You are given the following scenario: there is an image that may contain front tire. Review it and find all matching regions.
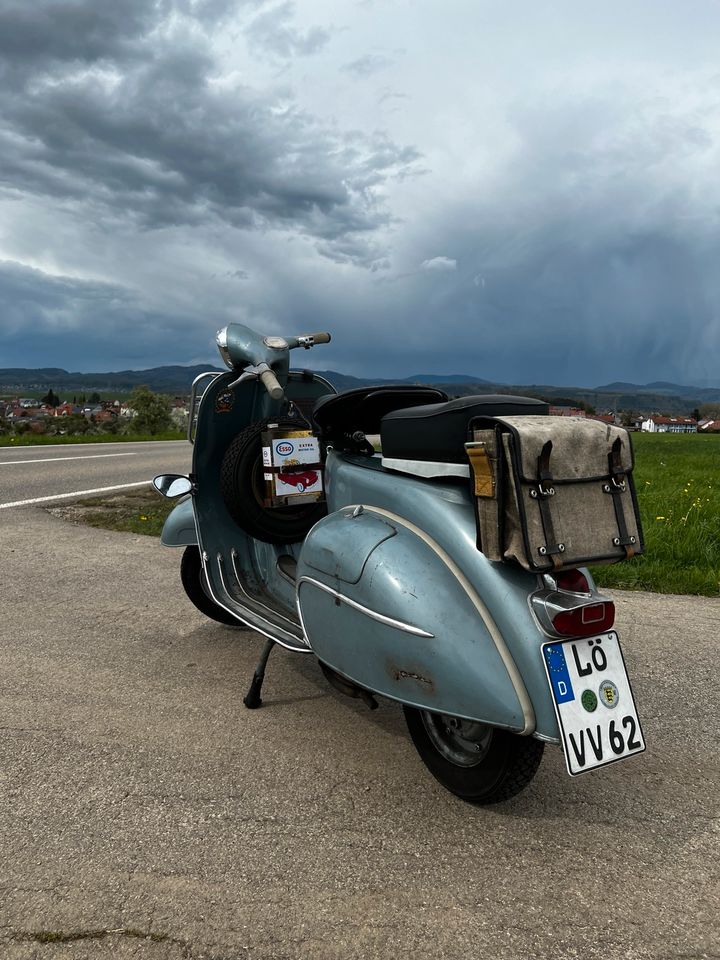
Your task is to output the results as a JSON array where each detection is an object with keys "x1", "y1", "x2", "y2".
[
  {"x1": 180, "y1": 545, "x2": 239, "y2": 626},
  {"x1": 403, "y1": 707, "x2": 544, "y2": 804}
]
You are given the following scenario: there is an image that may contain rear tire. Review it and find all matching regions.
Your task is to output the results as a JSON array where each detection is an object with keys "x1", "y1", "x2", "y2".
[
  {"x1": 220, "y1": 418, "x2": 326, "y2": 544},
  {"x1": 403, "y1": 706, "x2": 544, "y2": 804},
  {"x1": 180, "y1": 545, "x2": 239, "y2": 626}
]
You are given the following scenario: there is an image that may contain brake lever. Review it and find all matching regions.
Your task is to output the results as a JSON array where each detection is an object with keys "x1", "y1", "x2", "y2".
[
  {"x1": 227, "y1": 363, "x2": 267, "y2": 390},
  {"x1": 228, "y1": 362, "x2": 285, "y2": 401},
  {"x1": 228, "y1": 362, "x2": 269, "y2": 390}
]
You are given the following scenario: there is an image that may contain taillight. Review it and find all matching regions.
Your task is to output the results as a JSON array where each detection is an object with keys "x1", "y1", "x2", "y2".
[
  {"x1": 552, "y1": 601, "x2": 615, "y2": 637},
  {"x1": 555, "y1": 569, "x2": 590, "y2": 593}
]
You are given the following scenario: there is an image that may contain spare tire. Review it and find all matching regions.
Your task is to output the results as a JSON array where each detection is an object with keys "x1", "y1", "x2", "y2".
[{"x1": 220, "y1": 418, "x2": 327, "y2": 544}]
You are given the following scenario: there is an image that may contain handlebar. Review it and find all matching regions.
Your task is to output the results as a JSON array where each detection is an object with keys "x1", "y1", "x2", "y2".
[
  {"x1": 287, "y1": 332, "x2": 332, "y2": 349},
  {"x1": 260, "y1": 367, "x2": 284, "y2": 401},
  {"x1": 260, "y1": 332, "x2": 330, "y2": 397},
  {"x1": 225, "y1": 328, "x2": 332, "y2": 399}
]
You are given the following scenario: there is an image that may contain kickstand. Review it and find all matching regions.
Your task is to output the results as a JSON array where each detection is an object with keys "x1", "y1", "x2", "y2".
[{"x1": 243, "y1": 638, "x2": 275, "y2": 709}]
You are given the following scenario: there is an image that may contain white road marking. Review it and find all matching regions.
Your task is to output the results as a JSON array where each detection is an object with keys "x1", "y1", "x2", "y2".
[
  {"x1": 0, "y1": 453, "x2": 136, "y2": 466},
  {"x1": 0, "y1": 480, "x2": 152, "y2": 510}
]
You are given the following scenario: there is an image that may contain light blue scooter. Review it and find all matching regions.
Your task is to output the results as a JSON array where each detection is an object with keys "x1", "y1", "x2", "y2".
[{"x1": 154, "y1": 322, "x2": 643, "y2": 803}]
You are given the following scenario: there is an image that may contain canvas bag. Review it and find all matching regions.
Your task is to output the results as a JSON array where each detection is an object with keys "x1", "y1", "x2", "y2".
[{"x1": 465, "y1": 415, "x2": 644, "y2": 572}]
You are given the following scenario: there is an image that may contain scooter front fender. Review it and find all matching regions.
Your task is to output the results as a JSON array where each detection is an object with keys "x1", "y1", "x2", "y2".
[{"x1": 160, "y1": 496, "x2": 197, "y2": 547}]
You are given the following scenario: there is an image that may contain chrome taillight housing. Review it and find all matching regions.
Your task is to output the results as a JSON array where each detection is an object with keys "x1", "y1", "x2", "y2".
[{"x1": 532, "y1": 567, "x2": 615, "y2": 638}]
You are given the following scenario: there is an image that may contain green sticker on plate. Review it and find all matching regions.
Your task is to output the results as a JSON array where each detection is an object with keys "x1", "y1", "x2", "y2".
[{"x1": 581, "y1": 689, "x2": 598, "y2": 713}]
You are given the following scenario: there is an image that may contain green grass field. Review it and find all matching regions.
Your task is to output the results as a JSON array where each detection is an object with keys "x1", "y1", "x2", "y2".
[{"x1": 591, "y1": 432, "x2": 720, "y2": 596}]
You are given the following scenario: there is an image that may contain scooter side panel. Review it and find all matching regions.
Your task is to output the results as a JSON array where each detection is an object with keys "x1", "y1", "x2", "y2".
[
  {"x1": 297, "y1": 511, "x2": 527, "y2": 730},
  {"x1": 315, "y1": 453, "x2": 560, "y2": 740},
  {"x1": 188, "y1": 369, "x2": 334, "y2": 648},
  {"x1": 160, "y1": 496, "x2": 197, "y2": 547}
]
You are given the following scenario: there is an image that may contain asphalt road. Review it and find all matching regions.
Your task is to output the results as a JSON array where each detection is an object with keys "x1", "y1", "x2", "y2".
[
  {"x1": 1, "y1": 506, "x2": 718, "y2": 960},
  {"x1": 0, "y1": 440, "x2": 193, "y2": 509}
]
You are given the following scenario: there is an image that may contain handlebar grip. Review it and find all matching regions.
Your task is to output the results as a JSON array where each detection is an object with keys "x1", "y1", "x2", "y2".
[
  {"x1": 308, "y1": 332, "x2": 331, "y2": 344},
  {"x1": 260, "y1": 367, "x2": 284, "y2": 401}
]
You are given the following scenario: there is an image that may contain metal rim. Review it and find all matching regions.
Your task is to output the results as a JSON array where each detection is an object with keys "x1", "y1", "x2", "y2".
[{"x1": 421, "y1": 711, "x2": 494, "y2": 767}]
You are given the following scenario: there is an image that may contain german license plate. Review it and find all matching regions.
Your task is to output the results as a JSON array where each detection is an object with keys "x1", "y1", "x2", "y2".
[{"x1": 542, "y1": 632, "x2": 646, "y2": 776}]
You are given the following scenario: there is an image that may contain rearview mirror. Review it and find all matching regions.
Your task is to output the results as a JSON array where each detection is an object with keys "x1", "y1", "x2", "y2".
[{"x1": 153, "y1": 474, "x2": 192, "y2": 498}]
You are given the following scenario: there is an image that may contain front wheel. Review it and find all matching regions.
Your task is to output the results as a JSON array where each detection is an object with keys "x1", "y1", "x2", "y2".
[
  {"x1": 180, "y1": 545, "x2": 239, "y2": 626},
  {"x1": 403, "y1": 707, "x2": 544, "y2": 804}
]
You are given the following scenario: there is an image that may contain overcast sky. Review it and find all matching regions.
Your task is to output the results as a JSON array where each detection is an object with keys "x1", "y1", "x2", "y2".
[{"x1": 1, "y1": 0, "x2": 719, "y2": 386}]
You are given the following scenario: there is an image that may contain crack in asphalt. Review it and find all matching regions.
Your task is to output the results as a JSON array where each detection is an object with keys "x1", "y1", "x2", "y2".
[{"x1": 7, "y1": 927, "x2": 249, "y2": 960}]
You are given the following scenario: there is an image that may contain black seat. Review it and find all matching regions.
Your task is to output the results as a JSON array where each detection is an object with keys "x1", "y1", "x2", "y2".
[
  {"x1": 381, "y1": 394, "x2": 548, "y2": 463},
  {"x1": 313, "y1": 385, "x2": 448, "y2": 445}
]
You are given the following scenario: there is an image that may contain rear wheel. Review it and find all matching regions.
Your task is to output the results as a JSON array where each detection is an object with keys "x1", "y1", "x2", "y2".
[
  {"x1": 220, "y1": 418, "x2": 326, "y2": 544},
  {"x1": 403, "y1": 706, "x2": 544, "y2": 804},
  {"x1": 180, "y1": 545, "x2": 239, "y2": 626}
]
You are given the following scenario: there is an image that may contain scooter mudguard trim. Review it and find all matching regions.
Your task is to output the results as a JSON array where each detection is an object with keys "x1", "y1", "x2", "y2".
[
  {"x1": 297, "y1": 576, "x2": 435, "y2": 638},
  {"x1": 160, "y1": 496, "x2": 197, "y2": 547}
]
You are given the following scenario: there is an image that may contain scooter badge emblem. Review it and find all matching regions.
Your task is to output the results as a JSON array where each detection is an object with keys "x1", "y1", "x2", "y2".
[{"x1": 215, "y1": 390, "x2": 234, "y2": 413}]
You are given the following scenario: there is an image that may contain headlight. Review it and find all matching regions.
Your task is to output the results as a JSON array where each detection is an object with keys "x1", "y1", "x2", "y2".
[{"x1": 216, "y1": 327, "x2": 233, "y2": 369}]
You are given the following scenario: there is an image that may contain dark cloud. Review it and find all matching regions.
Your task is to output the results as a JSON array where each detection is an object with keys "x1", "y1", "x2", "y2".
[
  {"x1": 228, "y1": 85, "x2": 720, "y2": 388},
  {"x1": 0, "y1": 259, "x2": 212, "y2": 368},
  {"x1": 1, "y1": 1, "x2": 718, "y2": 387},
  {"x1": 0, "y1": 0, "x2": 156, "y2": 66},
  {"x1": 0, "y1": 0, "x2": 417, "y2": 261}
]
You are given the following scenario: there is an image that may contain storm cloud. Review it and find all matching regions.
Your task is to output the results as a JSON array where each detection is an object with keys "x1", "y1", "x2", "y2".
[
  {"x1": 0, "y1": 0, "x2": 415, "y2": 248},
  {"x1": 1, "y1": 0, "x2": 719, "y2": 386}
]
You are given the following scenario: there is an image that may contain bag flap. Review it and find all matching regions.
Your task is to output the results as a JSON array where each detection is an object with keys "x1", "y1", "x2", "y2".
[{"x1": 474, "y1": 415, "x2": 635, "y2": 482}]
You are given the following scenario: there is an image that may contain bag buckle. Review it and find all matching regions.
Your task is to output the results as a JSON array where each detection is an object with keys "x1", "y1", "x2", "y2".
[{"x1": 531, "y1": 483, "x2": 555, "y2": 498}]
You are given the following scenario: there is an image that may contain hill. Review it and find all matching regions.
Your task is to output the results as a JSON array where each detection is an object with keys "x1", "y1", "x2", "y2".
[{"x1": 1, "y1": 366, "x2": 715, "y2": 415}]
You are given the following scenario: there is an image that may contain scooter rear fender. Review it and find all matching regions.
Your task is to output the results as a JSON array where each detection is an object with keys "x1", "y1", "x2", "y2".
[{"x1": 297, "y1": 453, "x2": 561, "y2": 740}]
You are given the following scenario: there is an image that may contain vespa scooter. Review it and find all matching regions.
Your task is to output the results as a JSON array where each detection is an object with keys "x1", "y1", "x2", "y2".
[{"x1": 153, "y1": 323, "x2": 645, "y2": 804}]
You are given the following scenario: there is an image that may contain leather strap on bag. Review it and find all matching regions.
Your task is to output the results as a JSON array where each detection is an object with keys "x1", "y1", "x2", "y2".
[
  {"x1": 465, "y1": 441, "x2": 495, "y2": 498},
  {"x1": 533, "y1": 439, "x2": 565, "y2": 569},
  {"x1": 606, "y1": 437, "x2": 635, "y2": 559}
]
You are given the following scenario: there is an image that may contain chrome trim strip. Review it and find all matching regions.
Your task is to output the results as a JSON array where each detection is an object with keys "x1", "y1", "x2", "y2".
[
  {"x1": 188, "y1": 485, "x2": 311, "y2": 652},
  {"x1": 381, "y1": 457, "x2": 470, "y2": 479},
  {"x1": 211, "y1": 552, "x2": 310, "y2": 653},
  {"x1": 187, "y1": 495, "x2": 305, "y2": 651},
  {"x1": 297, "y1": 576, "x2": 435, "y2": 638},
  {"x1": 533, "y1": 731, "x2": 561, "y2": 744},
  {"x1": 188, "y1": 371, "x2": 222, "y2": 444},
  {"x1": 230, "y1": 549, "x2": 301, "y2": 630},
  {"x1": 347, "y1": 505, "x2": 536, "y2": 735}
]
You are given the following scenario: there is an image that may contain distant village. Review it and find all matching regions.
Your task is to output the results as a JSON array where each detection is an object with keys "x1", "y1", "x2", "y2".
[
  {"x1": 547, "y1": 406, "x2": 707, "y2": 433},
  {"x1": 0, "y1": 391, "x2": 189, "y2": 436},
  {"x1": 0, "y1": 388, "x2": 716, "y2": 437}
]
